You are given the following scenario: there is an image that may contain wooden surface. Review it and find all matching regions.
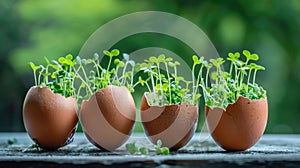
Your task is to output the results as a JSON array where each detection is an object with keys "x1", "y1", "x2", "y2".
[{"x1": 0, "y1": 133, "x2": 299, "y2": 167}]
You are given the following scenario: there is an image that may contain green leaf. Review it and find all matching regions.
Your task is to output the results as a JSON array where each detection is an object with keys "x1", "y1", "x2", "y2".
[
  {"x1": 158, "y1": 54, "x2": 166, "y2": 62},
  {"x1": 256, "y1": 65, "x2": 265, "y2": 70},
  {"x1": 139, "y1": 147, "x2": 149, "y2": 155},
  {"x1": 114, "y1": 58, "x2": 120, "y2": 65},
  {"x1": 192, "y1": 55, "x2": 200, "y2": 64},
  {"x1": 86, "y1": 59, "x2": 93, "y2": 64},
  {"x1": 103, "y1": 50, "x2": 111, "y2": 57},
  {"x1": 247, "y1": 63, "x2": 257, "y2": 69},
  {"x1": 157, "y1": 139, "x2": 162, "y2": 148},
  {"x1": 125, "y1": 142, "x2": 138, "y2": 154},
  {"x1": 111, "y1": 49, "x2": 120, "y2": 56},
  {"x1": 174, "y1": 61, "x2": 180, "y2": 66},
  {"x1": 243, "y1": 50, "x2": 251, "y2": 58},
  {"x1": 227, "y1": 52, "x2": 240, "y2": 61},
  {"x1": 250, "y1": 53, "x2": 259, "y2": 61},
  {"x1": 148, "y1": 56, "x2": 157, "y2": 63},
  {"x1": 44, "y1": 57, "x2": 50, "y2": 65},
  {"x1": 166, "y1": 57, "x2": 173, "y2": 62},
  {"x1": 160, "y1": 147, "x2": 170, "y2": 155},
  {"x1": 168, "y1": 62, "x2": 175, "y2": 67},
  {"x1": 162, "y1": 83, "x2": 169, "y2": 92},
  {"x1": 29, "y1": 62, "x2": 39, "y2": 70},
  {"x1": 119, "y1": 61, "x2": 125, "y2": 67},
  {"x1": 211, "y1": 71, "x2": 218, "y2": 80},
  {"x1": 66, "y1": 54, "x2": 73, "y2": 60},
  {"x1": 58, "y1": 57, "x2": 66, "y2": 64}
]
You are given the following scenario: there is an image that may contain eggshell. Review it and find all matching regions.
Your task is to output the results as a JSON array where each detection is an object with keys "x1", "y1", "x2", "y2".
[
  {"x1": 140, "y1": 94, "x2": 198, "y2": 150},
  {"x1": 206, "y1": 96, "x2": 268, "y2": 151},
  {"x1": 23, "y1": 86, "x2": 78, "y2": 150},
  {"x1": 80, "y1": 85, "x2": 136, "y2": 151}
]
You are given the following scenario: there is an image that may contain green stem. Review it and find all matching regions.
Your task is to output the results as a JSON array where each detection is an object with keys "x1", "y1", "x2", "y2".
[
  {"x1": 205, "y1": 67, "x2": 210, "y2": 88},
  {"x1": 247, "y1": 69, "x2": 252, "y2": 92},
  {"x1": 194, "y1": 64, "x2": 204, "y2": 103},
  {"x1": 74, "y1": 67, "x2": 93, "y2": 96},
  {"x1": 164, "y1": 63, "x2": 172, "y2": 104},
  {"x1": 191, "y1": 63, "x2": 196, "y2": 103},
  {"x1": 38, "y1": 70, "x2": 43, "y2": 86},
  {"x1": 229, "y1": 62, "x2": 233, "y2": 75},
  {"x1": 130, "y1": 67, "x2": 134, "y2": 86},
  {"x1": 113, "y1": 66, "x2": 120, "y2": 86},
  {"x1": 145, "y1": 81, "x2": 151, "y2": 92},
  {"x1": 45, "y1": 66, "x2": 49, "y2": 83},
  {"x1": 156, "y1": 63, "x2": 163, "y2": 105},
  {"x1": 253, "y1": 70, "x2": 257, "y2": 84},
  {"x1": 93, "y1": 60, "x2": 100, "y2": 78},
  {"x1": 174, "y1": 66, "x2": 177, "y2": 77},
  {"x1": 122, "y1": 61, "x2": 129, "y2": 85},
  {"x1": 76, "y1": 85, "x2": 82, "y2": 101},
  {"x1": 33, "y1": 70, "x2": 37, "y2": 86},
  {"x1": 107, "y1": 56, "x2": 113, "y2": 84},
  {"x1": 150, "y1": 71, "x2": 155, "y2": 92}
]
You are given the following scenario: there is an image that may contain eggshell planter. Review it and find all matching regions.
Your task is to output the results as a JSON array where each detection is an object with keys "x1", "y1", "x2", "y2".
[
  {"x1": 140, "y1": 94, "x2": 198, "y2": 150},
  {"x1": 23, "y1": 86, "x2": 78, "y2": 150},
  {"x1": 206, "y1": 96, "x2": 268, "y2": 151},
  {"x1": 80, "y1": 85, "x2": 136, "y2": 151}
]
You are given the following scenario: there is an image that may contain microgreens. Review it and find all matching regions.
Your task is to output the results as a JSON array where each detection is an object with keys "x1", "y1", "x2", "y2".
[
  {"x1": 73, "y1": 49, "x2": 138, "y2": 101},
  {"x1": 29, "y1": 54, "x2": 77, "y2": 98},
  {"x1": 125, "y1": 139, "x2": 170, "y2": 155},
  {"x1": 29, "y1": 49, "x2": 138, "y2": 101},
  {"x1": 136, "y1": 55, "x2": 193, "y2": 106},
  {"x1": 195, "y1": 50, "x2": 266, "y2": 109}
]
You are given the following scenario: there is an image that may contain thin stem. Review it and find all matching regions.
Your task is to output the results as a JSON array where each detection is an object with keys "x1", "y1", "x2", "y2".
[
  {"x1": 247, "y1": 69, "x2": 252, "y2": 92},
  {"x1": 130, "y1": 66, "x2": 134, "y2": 86},
  {"x1": 33, "y1": 70, "x2": 37, "y2": 86},
  {"x1": 76, "y1": 85, "x2": 83, "y2": 101},
  {"x1": 81, "y1": 65, "x2": 89, "y2": 85},
  {"x1": 253, "y1": 70, "x2": 257, "y2": 84},
  {"x1": 195, "y1": 65, "x2": 203, "y2": 95},
  {"x1": 229, "y1": 62, "x2": 233, "y2": 75},
  {"x1": 122, "y1": 61, "x2": 129, "y2": 85},
  {"x1": 113, "y1": 66, "x2": 120, "y2": 86},
  {"x1": 174, "y1": 66, "x2": 177, "y2": 77},
  {"x1": 164, "y1": 62, "x2": 172, "y2": 104},
  {"x1": 205, "y1": 67, "x2": 210, "y2": 88},
  {"x1": 105, "y1": 56, "x2": 113, "y2": 85},
  {"x1": 38, "y1": 70, "x2": 43, "y2": 86},
  {"x1": 145, "y1": 81, "x2": 151, "y2": 92},
  {"x1": 150, "y1": 71, "x2": 155, "y2": 92},
  {"x1": 45, "y1": 66, "x2": 49, "y2": 83},
  {"x1": 93, "y1": 60, "x2": 100, "y2": 78},
  {"x1": 156, "y1": 63, "x2": 163, "y2": 105},
  {"x1": 73, "y1": 66, "x2": 93, "y2": 96},
  {"x1": 191, "y1": 63, "x2": 196, "y2": 103}
]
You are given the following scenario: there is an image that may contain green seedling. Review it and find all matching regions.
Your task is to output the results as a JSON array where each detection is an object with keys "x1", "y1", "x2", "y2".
[
  {"x1": 136, "y1": 55, "x2": 194, "y2": 106},
  {"x1": 29, "y1": 54, "x2": 77, "y2": 98},
  {"x1": 125, "y1": 140, "x2": 169, "y2": 155},
  {"x1": 194, "y1": 50, "x2": 266, "y2": 109},
  {"x1": 73, "y1": 49, "x2": 138, "y2": 101}
]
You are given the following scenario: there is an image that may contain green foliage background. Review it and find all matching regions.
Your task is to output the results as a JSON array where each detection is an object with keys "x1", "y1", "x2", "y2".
[{"x1": 0, "y1": 0, "x2": 300, "y2": 133}]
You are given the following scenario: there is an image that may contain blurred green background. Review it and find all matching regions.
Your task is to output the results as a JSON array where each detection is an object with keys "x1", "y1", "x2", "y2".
[{"x1": 0, "y1": 0, "x2": 299, "y2": 133}]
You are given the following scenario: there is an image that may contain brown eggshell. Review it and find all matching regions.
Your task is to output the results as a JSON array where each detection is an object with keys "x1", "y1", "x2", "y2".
[
  {"x1": 80, "y1": 85, "x2": 136, "y2": 151},
  {"x1": 140, "y1": 94, "x2": 198, "y2": 150},
  {"x1": 206, "y1": 96, "x2": 268, "y2": 151},
  {"x1": 23, "y1": 86, "x2": 78, "y2": 150}
]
